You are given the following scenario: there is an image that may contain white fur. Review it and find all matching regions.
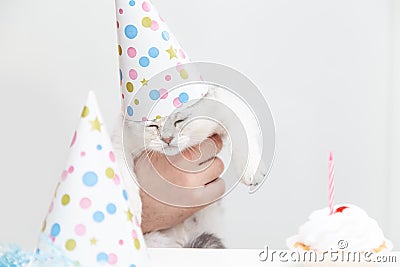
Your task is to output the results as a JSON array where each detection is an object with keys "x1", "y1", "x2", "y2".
[{"x1": 111, "y1": 85, "x2": 267, "y2": 247}]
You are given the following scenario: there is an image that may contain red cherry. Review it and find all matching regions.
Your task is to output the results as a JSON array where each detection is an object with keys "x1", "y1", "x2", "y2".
[{"x1": 335, "y1": 206, "x2": 349, "y2": 213}]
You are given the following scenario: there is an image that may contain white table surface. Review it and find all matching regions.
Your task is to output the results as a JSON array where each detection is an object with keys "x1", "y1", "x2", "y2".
[{"x1": 148, "y1": 249, "x2": 400, "y2": 267}]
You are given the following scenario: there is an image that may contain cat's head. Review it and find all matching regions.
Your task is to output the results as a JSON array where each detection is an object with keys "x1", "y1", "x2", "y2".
[
  {"x1": 124, "y1": 86, "x2": 222, "y2": 157},
  {"x1": 139, "y1": 107, "x2": 219, "y2": 156}
]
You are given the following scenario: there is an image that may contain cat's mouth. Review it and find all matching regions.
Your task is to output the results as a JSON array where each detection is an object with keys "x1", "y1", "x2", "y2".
[{"x1": 159, "y1": 145, "x2": 182, "y2": 156}]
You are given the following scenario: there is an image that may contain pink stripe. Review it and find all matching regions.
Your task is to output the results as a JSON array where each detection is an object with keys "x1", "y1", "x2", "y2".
[
  {"x1": 328, "y1": 152, "x2": 335, "y2": 215},
  {"x1": 329, "y1": 176, "x2": 334, "y2": 187}
]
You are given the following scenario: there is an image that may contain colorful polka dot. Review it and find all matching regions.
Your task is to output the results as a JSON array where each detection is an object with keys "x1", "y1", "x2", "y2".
[
  {"x1": 61, "y1": 194, "x2": 70, "y2": 206},
  {"x1": 65, "y1": 239, "x2": 76, "y2": 251},
  {"x1": 49, "y1": 201, "x2": 54, "y2": 214},
  {"x1": 48, "y1": 201, "x2": 54, "y2": 213},
  {"x1": 93, "y1": 211, "x2": 105, "y2": 223},
  {"x1": 134, "y1": 215, "x2": 140, "y2": 227},
  {"x1": 119, "y1": 239, "x2": 124, "y2": 245},
  {"x1": 176, "y1": 62, "x2": 183, "y2": 72},
  {"x1": 126, "y1": 82, "x2": 134, "y2": 92},
  {"x1": 159, "y1": 88, "x2": 168, "y2": 99},
  {"x1": 142, "y1": 17, "x2": 152, "y2": 28},
  {"x1": 179, "y1": 49, "x2": 186, "y2": 59},
  {"x1": 124, "y1": 25, "x2": 138, "y2": 39},
  {"x1": 82, "y1": 172, "x2": 98, "y2": 187},
  {"x1": 41, "y1": 220, "x2": 46, "y2": 232},
  {"x1": 109, "y1": 151, "x2": 115, "y2": 162},
  {"x1": 108, "y1": 253, "x2": 118, "y2": 265},
  {"x1": 130, "y1": 265, "x2": 136, "y2": 267},
  {"x1": 119, "y1": 69, "x2": 122, "y2": 81},
  {"x1": 162, "y1": 31, "x2": 170, "y2": 41},
  {"x1": 118, "y1": 45, "x2": 122, "y2": 55},
  {"x1": 61, "y1": 170, "x2": 68, "y2": 181},
  {"x1": 180, "y1": 69, "x2": 189, "y2": 79},
  {"x1": 127, "y1": 106, "x2": 134, "y2": 116},
  {"x1": 113, "y1": 174, "x2": 121, "y2": 185},
  {"x1": 127, "y1": 47, "x2": 137, "y2": 58},
  {"x1": 149, "y1": 90, "x2": 160, "y2": 100},
  {"x1": 118, "y1": 8, "x2": 123, "y2": 14},
  {"x1": 106, "y1": 203, "x2": 117, "y2": 214},
  {"x1": 68, "y1": 166, "x2": 74, "y2": 173},
  {"x1": 81, "y1": 106, "x2": 89, "y2": 118},
  {"x1": 142, "y1": 1, "x2": 151, "y2": 12},
  {"x1": 129, "y1": 0, "x2": 135, "y2": 6},
  {"x1": 179, "y1": 92, "x2": 189, "y2": 103},
  {"x1": 131, "y1": 230, "x2": 137, "y2": 239},
  {"x1": 139, "y1": 56, "x2": 150, "y2": 67},
  {"x1": 80, "y1": 151, "x2": 86, "y2": 157},
  {"x1": 70, "y1": 131, "x2": 77, "y2": 147},
  {"x1": 165, "y1": 75, "x2": 171, "y2": 81},
  {"x1": 151, "y1": 20, "x2": 159, "y2": 31},
  {"x1": 134, "y1": 99, "x2": 139, "y2": 105},
  {"x1": 173, "y1": 97, "x2": 182, "y2": 108},
  {"x1": 80, "y1": 198, "x2": 92, "y2": 209},
  {"x1": 106, "y1": 168, "x2": 115, "y2": 178},
  {"x1": 75, "y1": 224, "x2": 86, "y2": 236},
  {"x1": 97, "y1": 252, "x2": 108, "y2": 263},
  {"x1": 96, "y1": 144, "x2": 102, "y2": 150},
  {"x1": 134, "y1": 238, "x2": 140, "y2": 249},
  {"x1": 148, "y1": 47, "x2": 159, "y2": 58},
  {"x1": 54, "y1": 183, "x2": 60, "y2": 196},
  {"x1": 155, "y1": 115, "x2": 161, "y2": 120},
  {"x1": 123, "y1": 190, "x2": 128, "y2": 201},
  {"x1": 129, "y1": 69, "x2": 138, "y2": 80},
  {"x1": 50, "y1": 223, "x2": 61, "y2": 237}
]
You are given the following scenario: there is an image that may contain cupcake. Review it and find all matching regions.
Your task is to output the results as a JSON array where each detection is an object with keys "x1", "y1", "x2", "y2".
[{"x1": 287, "y1": 204, "x2": 392, "y2": 266}]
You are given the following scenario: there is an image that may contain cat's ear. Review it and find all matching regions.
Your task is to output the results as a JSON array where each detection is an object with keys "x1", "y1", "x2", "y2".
[{"x1": 203, "y1": 85, "x2": 217, "y2": 98}]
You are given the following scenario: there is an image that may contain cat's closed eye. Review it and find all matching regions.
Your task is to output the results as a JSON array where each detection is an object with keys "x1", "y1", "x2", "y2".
[
  {"x1": 147, "y1": 124, "x2": 159, "y2": 130},
  {"x1": 174, "y1": 119, "x2": 185, "y2": 127}
]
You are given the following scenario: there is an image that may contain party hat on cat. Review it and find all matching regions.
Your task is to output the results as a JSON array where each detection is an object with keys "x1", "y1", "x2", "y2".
[
  {"x1": 115, "y1": 0, "x2": 207, "y2": 122},
  {"x1": 36, "y1": 91, "x2": 149, "y2": 267}
]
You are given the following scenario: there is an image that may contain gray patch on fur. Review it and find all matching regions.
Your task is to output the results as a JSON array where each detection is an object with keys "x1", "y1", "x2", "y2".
[{"x1": 184, "y1": 232, "x2": 225, "y2": 249}]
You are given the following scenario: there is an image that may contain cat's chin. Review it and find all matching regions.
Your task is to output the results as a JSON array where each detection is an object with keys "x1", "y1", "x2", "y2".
[{"x1": 151, "y1": 146, "x2": 182, "y2": 156}]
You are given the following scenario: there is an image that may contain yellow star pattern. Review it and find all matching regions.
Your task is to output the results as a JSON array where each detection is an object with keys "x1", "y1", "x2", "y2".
[
  {"x1": 126, "y1": 209, "x2": 134, "y2": 222},
  {"x1": 166, "y1": 45, "x2": 177, "y2": 59},
  {"x1": 140, "y1": 78, "x2": 149, "y2": 86},
  {"x1": 90, "y1": 237, "x2": 97, "y2": 245},
  {"x1": 89, "y1": 117, "x2": 102, "y2": 132}
]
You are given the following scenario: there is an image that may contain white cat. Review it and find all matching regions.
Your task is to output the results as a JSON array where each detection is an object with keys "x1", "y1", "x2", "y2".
[{"x1": 111, "y1": 85, "x2": 267, "y2": 248}]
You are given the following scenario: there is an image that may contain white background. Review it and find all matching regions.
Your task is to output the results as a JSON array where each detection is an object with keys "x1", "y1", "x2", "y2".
[{"x1": 0, "y1": 0, "x2": 399, "y2": 250}]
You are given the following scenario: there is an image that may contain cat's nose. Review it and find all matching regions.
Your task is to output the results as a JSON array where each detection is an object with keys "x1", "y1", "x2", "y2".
[{"x1": 162, "y1": 136, "x2": 173, "y2": 145}]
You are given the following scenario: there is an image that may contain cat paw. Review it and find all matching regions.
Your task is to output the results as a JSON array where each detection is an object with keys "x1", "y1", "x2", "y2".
[
  {"x1": 241, "y1": 161, "x2": 268, "y2": 187},
  {"x1": 144, "y1": 232, "x2": 181, "y2": 248}
]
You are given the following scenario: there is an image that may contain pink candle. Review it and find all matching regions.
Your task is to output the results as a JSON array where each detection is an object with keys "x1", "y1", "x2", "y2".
[{"x1": 328, "y1": 152, "x2": 335, "y2": 215}]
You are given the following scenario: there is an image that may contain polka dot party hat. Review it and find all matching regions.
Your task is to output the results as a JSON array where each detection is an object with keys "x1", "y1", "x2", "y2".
[
  {"x1": 116, "y1": 0, "x2": 208, "y2": 121},
  {"x1": 37, "y1": 91, "x2": 149, "y2": 267}
]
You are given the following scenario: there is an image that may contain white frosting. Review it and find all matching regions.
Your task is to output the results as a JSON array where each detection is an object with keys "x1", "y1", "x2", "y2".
[{"x1": 287, "y1": 204, "x2": 392, "y2": 252}]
